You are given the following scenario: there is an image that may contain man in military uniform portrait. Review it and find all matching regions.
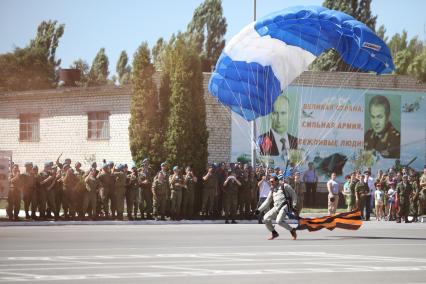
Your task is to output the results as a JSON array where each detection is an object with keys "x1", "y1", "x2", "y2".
[{"x1": 364, "y1": 95, "x2": 400, "y2": 158}]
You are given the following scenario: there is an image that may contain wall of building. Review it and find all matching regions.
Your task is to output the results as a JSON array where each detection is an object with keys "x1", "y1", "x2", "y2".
[{"x1": 0, "y1": 74, "x2": 232, "y2": 169}]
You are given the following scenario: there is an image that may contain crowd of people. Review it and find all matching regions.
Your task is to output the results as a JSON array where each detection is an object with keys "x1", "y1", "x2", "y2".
[
  {"x1": 339, "y1": 166, "x2": 426, "y2": 223},
  {"x1": 4, "y1": 156, "x2": 426, "y2": 224}
]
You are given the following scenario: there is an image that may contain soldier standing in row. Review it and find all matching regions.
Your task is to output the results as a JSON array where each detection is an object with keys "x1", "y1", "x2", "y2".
[
  {"x1": 201, "y1": 164, "x2": 217, "y2": 219},
  {"x1": 419, "y1": 167, "x2": 426, "y2": 216},
  {"x1": 98, "y1": 163, "x2": 115, "y2": 219},
  {"x1": 355, "y1": 174, "x2": 369, "y2": 220},
  {"x1": 238, "y1": 170, "x2": 251, "y2": 219},
  {"x1": 113, "y1": 164, "x2": 127, "y2": 220},
  {"x1": 40, "y1": 164, "x2": 59, "y2": 220},
  {"x1": 152, "y1": 171, "x2": 168, "y2": 221},
  {"x1": 82, "y1": 168, "x2": 100, "y2": 220},
  {"x1": 21, "y1": 162, "x2": 36, "y2": 219},
  {"x1": 126, "y1": 165, "x2": 139, "y2": 220},
  {"x1": 7, "y1": 164, "x2": 22, "y2": 221},
  {"x1": 170, "y1": 166, "x2": 184, "y2": 220},
  {"x1": 223, "y1": 170, "x2": 241, "y2": 224},
  {"x1": 396, "y1": 175, "x2": 413, "y2": 223},
  {"x1": 62, "y1": 164, "x2": 78, "y2": 219},
  {"x1": 182, "y1": 166, "x2": 197, "y2": 219},
  {"x1": 409, "y1": 174, "x2": 420, "y2": 222},
  {"x1": 139, "y1": 159, "x2": 154, "y2": 220}
]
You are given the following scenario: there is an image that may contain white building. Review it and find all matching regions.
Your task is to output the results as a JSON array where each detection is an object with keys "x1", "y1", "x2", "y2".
[{"x1": 0, "y1": 73, "x2": 231, "y2": 170}]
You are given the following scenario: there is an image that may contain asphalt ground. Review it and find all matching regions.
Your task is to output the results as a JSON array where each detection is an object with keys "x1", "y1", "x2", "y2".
[{"x1": 0, "y1": 220, "x2": 425, "y2": 284}]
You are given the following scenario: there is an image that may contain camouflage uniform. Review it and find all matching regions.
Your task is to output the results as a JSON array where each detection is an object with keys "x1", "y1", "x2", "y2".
[
  {"x1": 364, "y1": 123, "x2": 400, "y2": 158},
  {"x1": 355, "y1": 179, "x2": 367, "y2": 213},
  {"x1": 347, "y1": 179, "x2": 357, "y2": 211},
  {"x1": 98, "y1": 170, "x2": 115, "y2": 218},
  {"x1": 182, "y1": 172, "x2": 196, "y2": 219},
  {"x1": 113, "y1": 170, "x2": 127, "y2": 220},
  {"x1": 7, "y1": 172, "x2": 22, "y2": 220},
  {"x1": 139, "y1": 167, "x2": 154, "y2": 219},
  {"x1": 21, "y1": 170, "x2": 36, "y2": 219},
  {"x1": 396, "y1": 180, "x2": 413, "y2": 222},
  {"x1": 62, "y1": 169, "x2": 79, "y2": 219},
  {"x1": 419, "y1": 173, "x2": 426, "y2": 216},
  {"x1": 39, "y1": 169, "x2": 58, "y2": 219},
  {"x1": 170, "y1": 172, "x2": 185, "y2": 220},
  {"x1": 410, "y1": 179, "x2": 420, "y2": 222},
  {"x1": 152, "y1": 175, "x2": 168, "y2": 220},
  {"x1": 238, "y1": 174, "x2": 251, "y2": 219},
  {"x1": 202, "y1": 171, "x2": 218, "y2": 216},
  {"x1": 83, "y1": 174, "x2": 100, "y2": 219},
  {"x1": 125, "y1": 170, "x2": 139, "y2": 220},
  {"x1": 223, "y1": 176, "x2": 239, "y2": 222}
]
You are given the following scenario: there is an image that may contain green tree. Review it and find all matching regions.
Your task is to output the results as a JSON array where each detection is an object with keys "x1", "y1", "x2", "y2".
[
  {"x1": 161, "y1": 35, "x2": 208, "y2": 174},
  {"x1": 152, "y1": 37, "x2": 165, "y2": 70},
  {"x1": 116, "y1": 50, "x2": 131, "y2": 85},
  {"x1": 30, "y1": 20, "x2": 65, "y2": 67},
  {"x1": 387, "y1": 31, "x2": 424, "y2": 78},
  {"x1": 187, "y1": 0, "x2": 227, "y2": 72},
  {"x1": 408, "y1": 47, "x2": 426, "y2": 82},
  {"x1": 311, "y1": 0, "x2": 377, "y2": 72},
  {"x1": 70, "y1": 58, "x2": 89, "y2": 85},
  {"x1": 0, "y1": 20, "x2": 64, "y2": 91},
  {"x1": 88, "y1": 48, "x2": 109, "y2": 86},
  {"x1": 129, "y1": 42, "x2": 164, "y2": 168}
]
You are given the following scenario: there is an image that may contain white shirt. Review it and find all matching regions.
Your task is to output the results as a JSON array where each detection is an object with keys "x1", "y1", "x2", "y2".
[
  {"x1": 327, "y1": 179, "x2": 340, "y2": 195},
  {"x1": 364, "y1": 176, "x2": 375, "y2": 196},
  {"x1": 271, "y1": 129, "x2": 291, "y2": 155},
  {"x1": 258, "y1": 180, "x2": 271, "y2": 198}
]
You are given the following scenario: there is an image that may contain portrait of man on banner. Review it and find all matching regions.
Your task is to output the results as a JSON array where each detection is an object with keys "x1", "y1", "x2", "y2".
[
  {"x1": 257, "y1": 93, "x2": 298, "y2": 164},
  {"x1": 364, "y1": 94, "x2": 401, "y2": 159}
]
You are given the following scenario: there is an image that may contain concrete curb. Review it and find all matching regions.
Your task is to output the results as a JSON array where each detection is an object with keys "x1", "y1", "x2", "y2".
[{"x1": 0, "y1": 219, "x2": 300, "y2": 226}]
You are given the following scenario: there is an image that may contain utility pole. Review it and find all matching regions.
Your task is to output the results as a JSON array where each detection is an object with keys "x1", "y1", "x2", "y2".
[{"x1": 251, "y1": 0, "x2": 257, "y2": 169}]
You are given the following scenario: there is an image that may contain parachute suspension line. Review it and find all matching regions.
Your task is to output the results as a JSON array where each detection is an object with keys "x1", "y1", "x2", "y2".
[
  {"x1": 301, "y1": 49, "x2": 371, "y2": 163},
  {"x1": 300, "y1": 30, "x2": 348, "y2": 162}
]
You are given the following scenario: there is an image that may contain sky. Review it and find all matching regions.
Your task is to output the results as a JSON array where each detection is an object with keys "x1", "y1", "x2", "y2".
[{"x1": 1, "y1": 0, "x2": 425, "y2": 76}]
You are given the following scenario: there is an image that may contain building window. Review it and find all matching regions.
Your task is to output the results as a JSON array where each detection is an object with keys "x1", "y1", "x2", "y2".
[
  {"x1": 19, "y1": 114, "x2": 40, "y2": 142},
  {"x1": 88, "y1": 111, "x2": 110, "y2": 140}
]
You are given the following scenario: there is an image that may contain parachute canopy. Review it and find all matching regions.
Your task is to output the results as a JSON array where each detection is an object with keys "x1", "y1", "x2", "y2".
[{"x1": 208, "y1": 6, "x2": 395, "y2": 121}]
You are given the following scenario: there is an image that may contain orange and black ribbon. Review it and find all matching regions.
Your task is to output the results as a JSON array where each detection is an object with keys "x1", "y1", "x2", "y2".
[{"x1": 296, "y1": 210, "x2": 363, "y2": 232}]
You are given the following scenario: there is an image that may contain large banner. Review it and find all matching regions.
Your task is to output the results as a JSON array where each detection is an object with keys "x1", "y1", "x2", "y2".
[{"x1": 231, "y1": 86, "x2": 426, "y2": 181}]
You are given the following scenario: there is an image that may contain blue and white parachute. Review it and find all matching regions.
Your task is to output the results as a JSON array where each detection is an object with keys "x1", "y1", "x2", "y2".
[{"x1": 208, "y1": 6, "x2": 394, "y2": 121}]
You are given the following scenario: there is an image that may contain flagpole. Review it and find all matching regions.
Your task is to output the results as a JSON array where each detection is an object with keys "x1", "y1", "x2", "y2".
[{"x1": 251, "y1": 0, "x2": 257, "y2": 169}]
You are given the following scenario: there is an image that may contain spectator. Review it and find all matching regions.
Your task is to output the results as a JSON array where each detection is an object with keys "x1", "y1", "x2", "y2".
[
  {"x1": 303, "y1": 162, "x2": 318, "y2": 207},
  {"x1": 374, "y1": 183, "x2": 384, "y2": 221},
  {"x1": 326, "y1": 172, "x2": 340, "y2": 215}
]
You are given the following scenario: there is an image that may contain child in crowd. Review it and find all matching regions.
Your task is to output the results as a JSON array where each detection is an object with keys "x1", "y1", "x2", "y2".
[
  {"x1": 386, "y1": 181, "x2": 397, "y2": 221},
  {"x1": 374, "y1": 183, "x2": 384, "y2": 221}
]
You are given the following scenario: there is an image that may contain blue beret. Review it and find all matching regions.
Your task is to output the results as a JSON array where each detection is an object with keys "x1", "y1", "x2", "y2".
[
  {"x1": 274, "y1": 166, "x2": 280, "y2": 170},
  {"x1": 173, "y1": 166, "x2": 179, "y2": 171},
  {"x1": 102, "y1": 163, "x2": 109, "y2": 169}
]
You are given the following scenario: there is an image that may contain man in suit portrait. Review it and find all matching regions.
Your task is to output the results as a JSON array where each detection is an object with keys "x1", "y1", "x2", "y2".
[{"x1": 257, "y1": 94, "x2": 298, "y2": 161}]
